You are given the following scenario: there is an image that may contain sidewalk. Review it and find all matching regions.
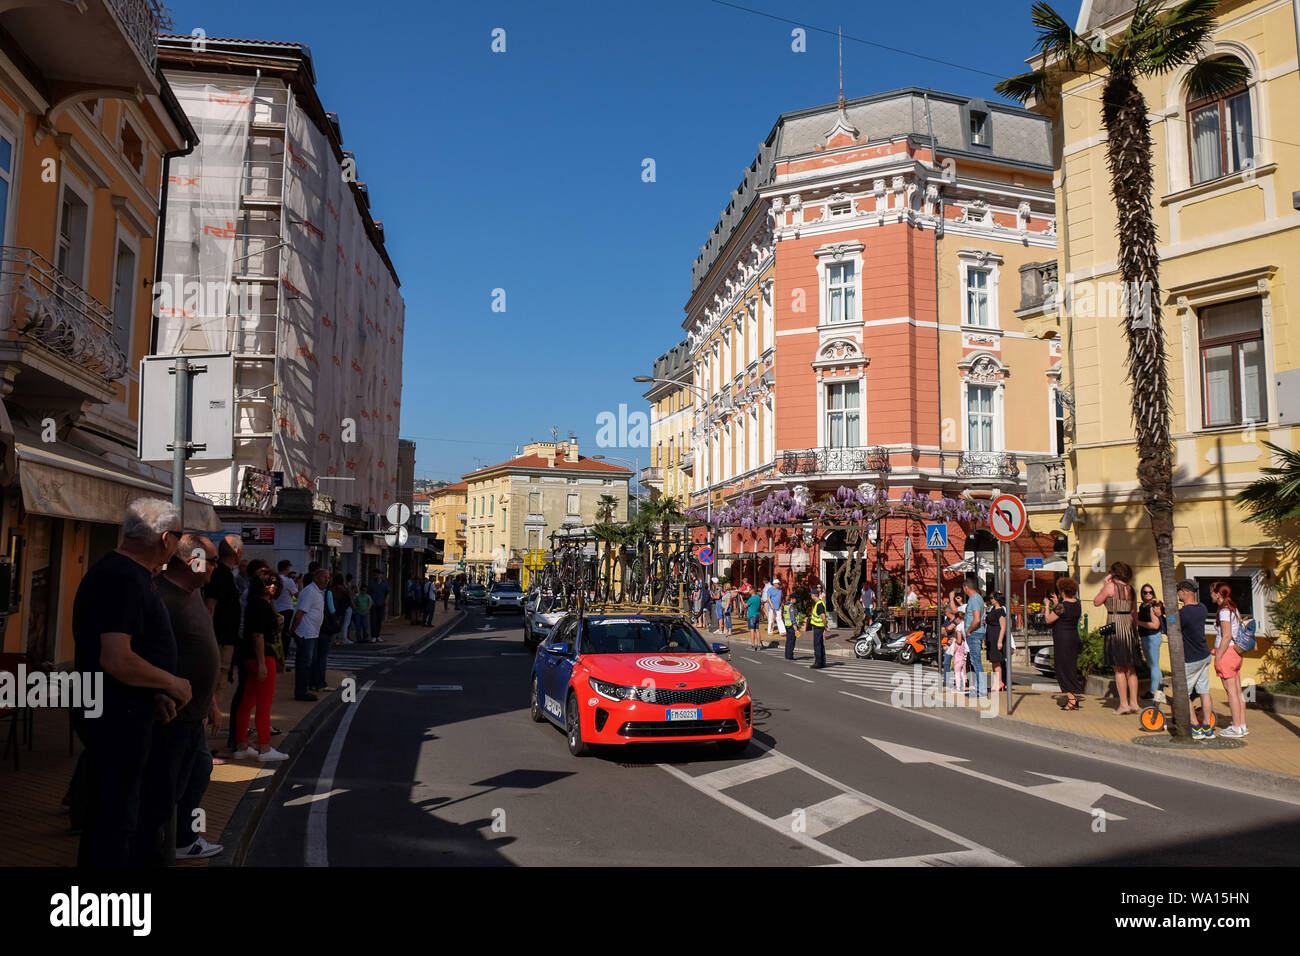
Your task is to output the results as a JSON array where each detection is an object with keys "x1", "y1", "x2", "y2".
[{"x1": 0, "y1": 604, "x2": 460, "y2": 867}]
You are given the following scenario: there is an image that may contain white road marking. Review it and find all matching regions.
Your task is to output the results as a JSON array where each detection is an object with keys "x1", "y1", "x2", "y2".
[
  {"x1": 773, "y1": 792, "x2": 877, "y2": 839},
  {"x1": 658, "y1": 739, "x2": 1017, "y2": 867},
  {"x1": 740, "y1": 656, "x2": 765, "y2": 665},
  {"x1": 305, "y1": 679, "x2": 375, "y2": 867},
  {"x1": 417, "y1": 684, "x2": 463, "y2": 691},
  {"x1": 864, "y1": 737, "x2": 1163, "y2": 821},
  {"x1": 784, "y1": 672, "x2": 814, "y2": 683},
  {"x1": 284, "y1": 788, "x2": 348, "y2": 807},
  {"x1": 691, "y1": 750, "x2": 796, "y2": 789}
]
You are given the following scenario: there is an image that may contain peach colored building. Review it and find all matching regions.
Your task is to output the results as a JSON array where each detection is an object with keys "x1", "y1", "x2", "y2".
[{"x1": 679, "y1": 88, "x2": 1066, "y2": 609}]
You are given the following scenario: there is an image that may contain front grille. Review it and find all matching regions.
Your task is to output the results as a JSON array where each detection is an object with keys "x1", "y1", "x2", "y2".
[
  {"x1": 638, "y1": 685, "x2": 735, "y2": 705},
  {"x1": 617, "y1": 719, "x2": 741, "y2": 738}
]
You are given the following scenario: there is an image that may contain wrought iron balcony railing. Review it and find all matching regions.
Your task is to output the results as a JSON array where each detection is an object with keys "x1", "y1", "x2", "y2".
[
  {"x1": 0, "y1": 246, "x2": 128, "y2": 381},
  {"x1": 111, "y1": 0, "x2": 165, "y2": 70},
  {"x1": 778, "y1": 445, "x2": 890, "y2": 477},
  {"x1": 955, "y1": 450, "x2": 1021, "y2": 480},
  {"x1": 1026, "y1": 456, "x2": 1068, "y2": 504}
]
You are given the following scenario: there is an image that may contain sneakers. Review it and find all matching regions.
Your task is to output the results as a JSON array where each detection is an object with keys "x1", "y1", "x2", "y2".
[
  {"x1": 177, "y1": 836, "x2": 224, "y2": 859},
  {"x1": 233, "y1": 746, "x2": 260, "y2": 759},
  {"x1": 1153, "y1": 689, "x2": 1167, "y2": 704},
  {"x1": 257, "y1": 747, "x2": 290, "y2": 762},
  {"x1": 1191, "y1": 725, "x2": 1215, "y2": 740},
  {"x1": 1218, "y1": 724, "x2": 1248, "y2": 738}
]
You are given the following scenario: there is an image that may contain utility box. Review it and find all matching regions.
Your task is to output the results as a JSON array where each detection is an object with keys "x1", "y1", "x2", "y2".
[{"x1": 1278, "y1": 369, "x2": 1300, "y2": 426}]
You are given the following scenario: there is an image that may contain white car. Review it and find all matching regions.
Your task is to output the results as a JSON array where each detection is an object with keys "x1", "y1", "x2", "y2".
[{"x1": 523, "y1": 591, "x2": 564, "y2": 650}]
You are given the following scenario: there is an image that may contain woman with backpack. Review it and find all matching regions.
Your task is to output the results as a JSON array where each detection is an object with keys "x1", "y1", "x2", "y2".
[{"x1": 1210, "y1": 582, "x2": 1249, "y2": 738}]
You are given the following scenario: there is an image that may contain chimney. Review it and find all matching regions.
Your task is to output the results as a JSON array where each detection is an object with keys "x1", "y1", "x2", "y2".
[{"x1": 565, "y1": 437, "x2": 579, "y2": 463}]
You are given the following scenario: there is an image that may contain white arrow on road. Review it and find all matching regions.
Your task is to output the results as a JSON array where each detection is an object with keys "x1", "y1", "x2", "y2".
[{"x1": 864, "y1": 738, "x2": 1162, "y2": 821}]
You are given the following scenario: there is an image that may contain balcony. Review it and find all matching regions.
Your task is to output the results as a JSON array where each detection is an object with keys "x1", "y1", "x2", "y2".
[
  {"x1": 2, "y1": 1, "x2": 165, "y2": 105},
  {"x1": 778, "y1": 446, "x2": 890, "y2": 478},
  {"x1": 953, "y1": 450, "x2": 1021, "y2": 481},
  {"x1": 1017, "y1": 260, "x2": 1061, "y2": 339},
  {"x1": 0, "y1": 246, "x2": 128, "y2": 400},
  {"x1": 1026, "y1": 456, "x2": 1068, "y2": 505},
  {"x1": 640, "y1": 466, "x2": 663, "y2": 488},
  {"x1": 680, "y1": 451, "x2": 694, "y2": 472}
]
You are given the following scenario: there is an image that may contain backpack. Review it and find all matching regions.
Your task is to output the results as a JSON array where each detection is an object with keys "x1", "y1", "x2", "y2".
[{"x1": 1231, "y1": 612, "x2": 1257, "y2": 654}]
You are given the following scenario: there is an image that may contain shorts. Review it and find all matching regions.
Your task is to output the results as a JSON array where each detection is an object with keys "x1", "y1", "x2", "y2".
[
  {"x1": 747, "y1": 615, "x2": 760, "y2": 629},
  {"x1": 1214, "y1": 644, "x2": 1242, "y2": 681},
  {"x1": 1185, "y1": 656, "x2": 1211, "y2": 697}
]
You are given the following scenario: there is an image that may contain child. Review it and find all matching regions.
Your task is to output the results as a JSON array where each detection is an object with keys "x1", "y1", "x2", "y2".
[{"x1": 951, "y1": 631, "x2": 968, "y2": 693}]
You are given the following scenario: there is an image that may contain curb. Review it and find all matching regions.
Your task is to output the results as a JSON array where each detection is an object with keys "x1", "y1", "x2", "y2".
[
  {"x1": 212, "y1": 610, "x2": 467, "y2": 867},
  {"x1": 1083, "y1": 673, "x2": 1300, "y2": 716},
  {"x1": 919, "y1": 693, "x2": 1300, "y2": 803}
]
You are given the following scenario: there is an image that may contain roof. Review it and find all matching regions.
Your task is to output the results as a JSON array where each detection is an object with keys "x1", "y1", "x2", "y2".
[
  {"x1": 690, "y1": 86, "x2": 1052, "y2": 295},
  {"x1": 462, "y1": 455, "x2": 632, "y2": 481},
  {"x1": 1076, "y1": 0, "x2": 1137, "y2": 33},
  {"x1": 430, "y1": 480, "x2": 468, "y2": 495},
  {"x1": 643, "y1": 339, "x2": 692, "y2": 400}
]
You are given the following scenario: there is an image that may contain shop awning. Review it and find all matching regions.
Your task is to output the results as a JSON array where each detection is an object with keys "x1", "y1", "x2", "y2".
[{"x1": 14, "y1": 428, "x2": 221, "y2": 531}]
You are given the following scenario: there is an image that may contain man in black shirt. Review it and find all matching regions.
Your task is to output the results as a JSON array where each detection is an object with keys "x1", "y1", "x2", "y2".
[
  {"x1": 158, "y1": 534, "x2": 224, "y2": 859},
  {"x1": 203, "y1": 534, "x2": 244, "y2": 757},
  {"x1": 73, "y1": 498, "x2": 191, "y2": 867}
]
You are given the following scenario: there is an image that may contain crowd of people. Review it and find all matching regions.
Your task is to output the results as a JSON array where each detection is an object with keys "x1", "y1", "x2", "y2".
[
  {"x1": 404, "y1": 574, "x2": 457, "y2": 625},
  {"x1": 68, "y1": 497, "x2": 400, "y2": 867},
  {"x1": 1044, "y1": 562, "x2": 1248, "y2": 738}
]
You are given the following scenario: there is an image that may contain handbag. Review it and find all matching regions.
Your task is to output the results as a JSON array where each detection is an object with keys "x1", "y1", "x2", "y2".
[{"x1": 1098, "y1": 622, "x2": 1116, "y2": 638}]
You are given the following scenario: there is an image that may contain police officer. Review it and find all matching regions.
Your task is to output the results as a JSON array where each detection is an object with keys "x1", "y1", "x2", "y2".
[
  {"x1": 782, "y1": 596, "x2": 798, "y2": 660},
  {"x1": 809, "y1": 585, "x2": 828, "y2": 669}
]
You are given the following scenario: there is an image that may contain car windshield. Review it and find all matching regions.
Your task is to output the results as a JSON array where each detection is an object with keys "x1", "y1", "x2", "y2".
[
  {"x1": 493, "y1": 582, "x2": 521, "y2": 592},
  {"x1": 579, "y1": 618, "x2": 712, "y2": 655}
]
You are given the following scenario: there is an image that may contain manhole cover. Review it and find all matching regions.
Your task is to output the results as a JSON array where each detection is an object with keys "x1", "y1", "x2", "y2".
[{"x1": 1129, "y1": 735, "x2": 1247, "y2": 750}]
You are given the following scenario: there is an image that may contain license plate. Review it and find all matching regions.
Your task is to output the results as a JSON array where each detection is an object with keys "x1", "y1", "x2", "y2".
[{"x1": 667, "y1": 708, "x2": 702, "y2": 721}]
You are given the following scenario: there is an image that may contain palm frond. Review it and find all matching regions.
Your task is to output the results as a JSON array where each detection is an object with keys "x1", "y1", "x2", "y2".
[
  {"x1": 1029, "y1": 1, "x2": 1102, "y2": 73},
  {"x1": 1184, "y1": 56, "x2": 1251, "y2": 97},
  {"x1": 995, "y1": 69, "x2": 1050, "y2": 103},
  {"x1": 1235, "y1": 442, "x2": 1300, "y2": 522}
]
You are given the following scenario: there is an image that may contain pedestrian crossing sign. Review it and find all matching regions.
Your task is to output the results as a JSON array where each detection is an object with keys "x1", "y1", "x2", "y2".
[{"x1": 926, "y1": 523, "x2": 948, "y2": 550}]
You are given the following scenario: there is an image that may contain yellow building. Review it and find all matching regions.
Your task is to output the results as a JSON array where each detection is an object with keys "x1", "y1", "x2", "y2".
[
  {"x1": 462, "y1": 439, "x2": 630, "y2": 583},
  {"x1": 427, "y1": 480, "x2": 467, "y2": 570},
  {"x1": 641, "y1": 340, "x2": 694, "y2": 504},
  {"x1": 0, "y1": 1, "x2": 220, "y2": 663},
  {"x1": 1020, "y1": 0, "x2": 1299, "y2": 670}
]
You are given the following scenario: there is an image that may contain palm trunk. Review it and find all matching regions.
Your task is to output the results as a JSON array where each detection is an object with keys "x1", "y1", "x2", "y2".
[{"x1": 1102, "y1": 74, "x2": 1191, "y2": 738}]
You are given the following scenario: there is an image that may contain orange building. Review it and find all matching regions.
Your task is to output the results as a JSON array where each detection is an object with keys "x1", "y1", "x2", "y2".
[{"x1": 679, "y1": 88, "x2": 1066, "y2": 610}]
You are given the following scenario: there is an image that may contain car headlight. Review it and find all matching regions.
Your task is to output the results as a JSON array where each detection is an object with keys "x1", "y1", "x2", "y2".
[
  {"x1": 728, "y1": 677, "x2": 748, "y2": 699},
  {"x1": 589, "y1": 678, "x2": 659, "y2": 702}
]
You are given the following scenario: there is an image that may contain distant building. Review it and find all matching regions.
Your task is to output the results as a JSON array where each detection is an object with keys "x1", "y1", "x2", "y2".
[{"x1": 641, "y1": 340, "x2": 693, "y2": 504}]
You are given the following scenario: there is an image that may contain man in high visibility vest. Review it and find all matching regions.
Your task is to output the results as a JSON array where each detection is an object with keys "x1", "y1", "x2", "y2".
[
  {"x1": 809, "y1": 585, "x2": 828, "y2": 669},
  {"x1": 782, "y1": 595, "x2": 797, "y2": 660}
]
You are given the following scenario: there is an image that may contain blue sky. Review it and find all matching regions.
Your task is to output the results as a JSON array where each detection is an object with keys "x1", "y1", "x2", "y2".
[{"x1": 164, "y1": 0, "x2": 1056, "y2": 484}]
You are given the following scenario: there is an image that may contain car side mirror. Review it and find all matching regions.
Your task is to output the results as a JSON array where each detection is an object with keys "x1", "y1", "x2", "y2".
[
  {"x1": 546, "y1": 643, "x2": 571, "y2": 656},
  {"x1": 712, "y1": 642, "x2": 730, "y2": 655}
]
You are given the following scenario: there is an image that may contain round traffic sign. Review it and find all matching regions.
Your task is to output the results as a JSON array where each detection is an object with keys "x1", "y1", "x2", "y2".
[
  {"x1": 989, "y1": 494, "x2": 1027, "y2": 542},
  {"x1": 386, "y1": 502, "x2": 411, "y2": 527},
  {"x1": 384, "y1": 526, "x2": 409, "y2": 548},
  {"x1": 698, "y1": 546, "x2": 714, "y2": 565}
]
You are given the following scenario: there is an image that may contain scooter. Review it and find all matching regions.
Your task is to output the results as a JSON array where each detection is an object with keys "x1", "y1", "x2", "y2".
[
  {"x1": 853, "y1": 620, "x2": 889, "y2": 659},
  {"x1": 890, "y1": 627, "x2": 945, "y2": 666}
]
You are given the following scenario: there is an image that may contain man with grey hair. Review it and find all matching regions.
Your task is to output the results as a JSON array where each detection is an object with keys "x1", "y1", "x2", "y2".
[
  {"x1": 73, "y1": 498, "x2": 192, "y2": 867},
  {"x1": 155, "y1": 534, "x2": 224, "y2": 859}
]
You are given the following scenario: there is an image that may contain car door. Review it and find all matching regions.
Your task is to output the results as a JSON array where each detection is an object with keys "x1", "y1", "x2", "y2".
[{"x1": 536, "y1": 616, "x2": 575, "y2": 723}]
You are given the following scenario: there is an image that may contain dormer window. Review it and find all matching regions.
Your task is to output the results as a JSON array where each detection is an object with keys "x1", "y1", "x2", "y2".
[
  {"x1": 969, "y1": 110, "x2": 990, "y2": 146},
  {"x1": 828, "y1": 200, "x2": 851, "y2": 217}
]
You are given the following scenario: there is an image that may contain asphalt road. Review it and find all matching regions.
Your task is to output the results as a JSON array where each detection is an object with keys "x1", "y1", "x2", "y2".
[{"x1": 246, "y1": 608, "x2": 1300, "y2": 866}]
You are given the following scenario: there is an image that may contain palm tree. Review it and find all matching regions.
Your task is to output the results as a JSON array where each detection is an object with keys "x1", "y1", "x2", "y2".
[
  {"x1": 1236, "y1": 442, "x2": 1300, "y2": 524},
  {"x1": 997, "y1": 0, "x2": 1247, "y2": 739},
  {"x1": 595, "y1": 494, "x2": 618, "y2": 524}
]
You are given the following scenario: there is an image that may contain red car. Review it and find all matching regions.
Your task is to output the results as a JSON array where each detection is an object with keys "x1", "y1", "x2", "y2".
[{"x1": 530, "y1": 610, "x2": 753, "y2": 756}]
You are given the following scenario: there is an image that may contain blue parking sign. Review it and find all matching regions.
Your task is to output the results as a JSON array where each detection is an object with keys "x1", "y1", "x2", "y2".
[{"x1": 925, "y1": 524, "x2": 948, "y2": 550}]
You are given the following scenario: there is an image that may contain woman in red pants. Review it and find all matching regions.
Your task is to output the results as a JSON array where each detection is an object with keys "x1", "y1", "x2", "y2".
[{"x1": 234, "y1": 571, "x2": 289, "y2": 762}]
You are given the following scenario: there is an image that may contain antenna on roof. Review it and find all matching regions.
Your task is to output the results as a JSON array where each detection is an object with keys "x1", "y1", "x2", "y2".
[
  {"x1": 550, "y1": 426, "x2": 559, "y2": 442},
  {"x1": 837, "y1": 26, "x2": 845, "y2": 110}
]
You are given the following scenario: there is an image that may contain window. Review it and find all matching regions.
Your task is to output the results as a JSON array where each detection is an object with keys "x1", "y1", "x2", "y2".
[
  {"x1": 825, "y1": 381, "x2": 861, "y2": 448},
  {"x1": 1053, "y1": 388, "x2": 1066, "y2": 455},
  {"x1": 828, "y1": 200, "x2": 851, "y2": 217},
  {"x1": 528, "y1": 529, "x2": 541, "y2": 549},
  {"x1": 1187, "y1": 60, "x2": 1253, "y2": 185},
  {"x1": 110, "y1": 242, "x2": 135, "y2": 358},
  {"x1": 762, "y1": 285, "x2": 773, "y2": 353},
  {"x1": 489, "y1": 495, "x2": 494, "y2": 516},
  {"x1": 747, "y1": 300, "x2": 757, "y2": 361},
  {"x1": 1200, "y1": 298, "x2": 1266, "y2": 427},
  {"x1": 722, "y1": 332, "x2": 731, "y2": 382},
  {"x1": 472, "y1": 497, "x2": 477, "y2": 517},
  {"x1": 0, "y1": 129, "x2": 13, "y2": 245},
  {"x1": 967, "y1": 385, "x2": 995, "y2": 451},
  {"x1": 1193, "y1": 576, "x2": 1253, "y2": 620},
  {"x1": 120, "y1": 122, "x2": 144, "y2": 177},
  {"x1": 566, "y1": 493, "x2": 579, "y2": 514},
  {"x1": 966, "y1": 268, "x2": 991, "y2": 326},
  {"x1": 56, "y1": 190, "x2": 89, "y2": 283},
  {"x1": 826, "y1": 261, "x2": 856, "y2": 324},
  {"x1": 748, "y1": 407, "x2": 758, "y2": 471},
  {"x1": 969, "y1": 110, "x2": 990, "y2": 146},
  {"x1": 528, "y1": 491, "x2": 540, "y2": 513},
  {"x1": 722, "y1": 427, "x2": 731, "y2": 479}
]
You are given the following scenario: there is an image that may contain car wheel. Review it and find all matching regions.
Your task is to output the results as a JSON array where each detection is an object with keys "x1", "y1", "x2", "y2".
[
  {"x1": 898, "y1": 645, "x2": 916, "y2": 666},
  {"x1": 529, "y1": 676, "x2": 546, "y2": 723},
  {"x1": 717, "y1": 738, "x2": 749, "y2": 757},
  {"x1": 566, "y1": 692, "x2": 590, "y2": 757}
]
